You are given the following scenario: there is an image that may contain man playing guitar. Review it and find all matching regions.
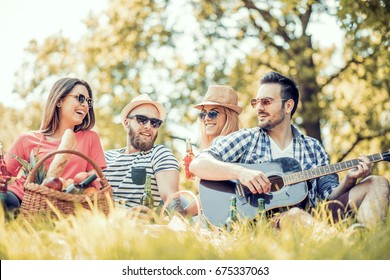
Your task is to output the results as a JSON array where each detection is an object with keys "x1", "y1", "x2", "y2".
[{"x1": 190, "y1": 71, "x2": 389, "y2": 228}]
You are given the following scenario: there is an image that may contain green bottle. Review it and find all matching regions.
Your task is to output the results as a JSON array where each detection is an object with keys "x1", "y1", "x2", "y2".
[
  {"x1": 224, "y1": 196, "x2": 238, "y2": 232},
  {"x1": 257, "y1": 198, "x2": 266, "y2": 224},
  {"x1": 139, "y1": 175, "x2": 154, "y2": 209}
]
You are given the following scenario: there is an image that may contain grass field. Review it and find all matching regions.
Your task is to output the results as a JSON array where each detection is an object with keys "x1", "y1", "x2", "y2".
[{"x1": 0, "y1": 201, "x2": 389, "y2": 260}]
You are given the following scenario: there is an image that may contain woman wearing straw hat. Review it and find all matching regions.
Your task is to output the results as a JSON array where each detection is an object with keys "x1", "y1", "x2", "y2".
[
  {"x1": 184, "y1": 85, "x2": 242, "y2": 218},
  {"x1": 194, "y1": 85, "x2": 242, "y2": 151}
]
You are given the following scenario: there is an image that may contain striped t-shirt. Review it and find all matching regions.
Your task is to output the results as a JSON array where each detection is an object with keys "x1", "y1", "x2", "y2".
[{"x1": 103, "y1": 145, "x2": 179, "y2": 208}]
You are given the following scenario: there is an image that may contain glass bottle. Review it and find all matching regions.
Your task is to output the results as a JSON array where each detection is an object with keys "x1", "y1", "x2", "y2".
[
  {"x1": 0, "y1": 142, "x2": 10, "y2": 193},
  {"x1": 183, "y1": 138, "x2": 195, "y2": 180},
  {"x1": 224, "y1": 196, "x2": 238, "y2": 232},
  {"x1": 140, "y1": 174, "x2": 154, "y2": 209},
  {"x1": 257, "y1": 197, "x2": 266, "y2": 224},
  {"x1": 64, "y1": 173, "x2": 97, "y2": 194}
]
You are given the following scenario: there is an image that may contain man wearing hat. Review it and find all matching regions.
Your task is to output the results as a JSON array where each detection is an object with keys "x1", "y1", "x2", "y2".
[{"x1": 103, "y1": 94, "x2": 184, "y2": 214}]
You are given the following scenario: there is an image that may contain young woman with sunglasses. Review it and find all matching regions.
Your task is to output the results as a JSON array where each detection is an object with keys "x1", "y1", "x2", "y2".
[
  {"x1": 184, "y1": 85, "x2": 242, "y2": 218},
  {"x1": 1, "y1": 77, "x2": 106, "y2": 214},
  {"x1": 194, "y1": 85, "x2": 242, "y2": 151}
]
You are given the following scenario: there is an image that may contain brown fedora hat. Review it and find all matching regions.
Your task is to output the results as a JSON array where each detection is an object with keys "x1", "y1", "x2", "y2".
[
  {"x1": 194, "y1": 85, "x2": 242, "y2": 114},
  {"x1": 120, "y1": 94, "x2": 166, "y2": 124}
]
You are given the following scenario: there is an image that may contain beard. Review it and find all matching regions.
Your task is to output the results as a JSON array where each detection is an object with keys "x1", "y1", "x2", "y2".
[
  {"x1": 258, "y1": 108, "x2": 286, "y2": 130},
  {"x1": 128, "y1": 127, "x2": 158, "y2": 151}
]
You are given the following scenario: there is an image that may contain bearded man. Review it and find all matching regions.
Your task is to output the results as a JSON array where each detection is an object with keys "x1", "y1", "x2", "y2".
[
  {"x1": 104, "y1": 94, "x2": 184, "y2": 214},
  {"x1": 190, "y1": 71, "x2": 389, "y2": 228}
]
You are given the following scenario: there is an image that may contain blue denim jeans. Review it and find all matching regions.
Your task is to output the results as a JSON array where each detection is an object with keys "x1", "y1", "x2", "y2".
[{"x1": 0, "y1": 190, "x2": 21, "y2": 211}]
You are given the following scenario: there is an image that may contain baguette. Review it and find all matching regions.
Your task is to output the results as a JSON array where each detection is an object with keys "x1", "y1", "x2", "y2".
[{"x1": 46, "y1": 129, "x2": 77, "y2": 178}]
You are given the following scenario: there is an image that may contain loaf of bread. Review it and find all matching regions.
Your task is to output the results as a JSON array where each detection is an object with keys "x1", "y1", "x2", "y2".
[{"x1": 46, "y1": 129, "x2": 77, "y2": 178}]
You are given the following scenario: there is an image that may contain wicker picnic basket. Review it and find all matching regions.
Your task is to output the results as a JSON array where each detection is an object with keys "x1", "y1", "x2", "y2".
[{"x1": 21, "y1": 150, "x2": 113, "y2": 218}]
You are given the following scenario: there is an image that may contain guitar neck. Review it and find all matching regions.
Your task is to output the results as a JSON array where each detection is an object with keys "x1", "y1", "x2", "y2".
[{"x1": 283, "y1": 152, "x2": 384, "y2": 185}]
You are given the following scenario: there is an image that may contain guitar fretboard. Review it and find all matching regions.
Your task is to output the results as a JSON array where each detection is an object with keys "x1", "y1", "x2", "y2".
[{"x1": 283, "y1": 152, "x2": 384, "y2": 185}]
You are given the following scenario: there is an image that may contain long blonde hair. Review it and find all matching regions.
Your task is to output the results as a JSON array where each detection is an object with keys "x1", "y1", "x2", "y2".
[{"x1": 197, "y1": 107, "x2": 239, "y2": 151}]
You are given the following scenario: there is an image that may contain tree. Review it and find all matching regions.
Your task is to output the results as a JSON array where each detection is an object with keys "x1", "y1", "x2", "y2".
[
  {"x1": 0, "y1": 102, "x2": 42, "y2": 149},
  {"x1": 331, "y1": 0, "x2": 390, "y2": 161},
  {"x1": 8, "y1": 0, "x2": 389, "y2": 179}
]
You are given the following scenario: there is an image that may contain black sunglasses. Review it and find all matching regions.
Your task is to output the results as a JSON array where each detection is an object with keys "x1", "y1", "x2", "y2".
[
  {"x1": 198, "y1": 110, "x2": 220, "y2": 120},
  {"x1": 128, "y1": 114, "x2": 163, "y2": 128},
  {"x1": 68, "y1": 94, "x2": 93, "y2": 108}
]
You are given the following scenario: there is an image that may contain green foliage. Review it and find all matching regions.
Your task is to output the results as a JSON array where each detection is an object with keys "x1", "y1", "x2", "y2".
[
  {"x1": 0, "y1": 101, "x2": 42, "y2": 149},
  {"x1": 11, "y1": 147, "x2": 47, "y2": 184},
  {"x1": 2, "y1": 0, "x2": 389, "y2": 182}
]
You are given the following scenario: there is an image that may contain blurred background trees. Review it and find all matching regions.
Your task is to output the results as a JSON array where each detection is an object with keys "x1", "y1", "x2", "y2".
[{"x1": 1, "y1": 0, "x2": 389, "y2": 180}]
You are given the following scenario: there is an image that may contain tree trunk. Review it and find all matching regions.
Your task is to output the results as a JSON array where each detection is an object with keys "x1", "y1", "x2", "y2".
[{"x1": 293, "y1": 43, "x2": 323, "y2": 144}]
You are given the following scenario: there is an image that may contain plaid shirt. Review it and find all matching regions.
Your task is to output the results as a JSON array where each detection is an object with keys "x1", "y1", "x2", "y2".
[{"x1": 202, "y1": 125, "x2": 339, "y2": 207}]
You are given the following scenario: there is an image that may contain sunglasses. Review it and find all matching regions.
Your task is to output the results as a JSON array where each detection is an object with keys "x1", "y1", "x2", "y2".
[
  {"x1": 68, "y1": 94, "x2": 94, "y2": 108},
  {"x1": 127, "y1": 114, "x2": 163, "y2": 128},
  {"x1": 198, "y1": 110, "x2": 220, "y2": 120},
  {"x1": 250, "y1": 98, "x2": 288, "y2": 108}
]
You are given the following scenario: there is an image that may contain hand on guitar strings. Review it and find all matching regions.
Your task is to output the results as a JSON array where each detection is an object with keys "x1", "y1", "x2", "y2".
[{"x1": 238, "y1": 169, "x2": 271, "y2": 194}]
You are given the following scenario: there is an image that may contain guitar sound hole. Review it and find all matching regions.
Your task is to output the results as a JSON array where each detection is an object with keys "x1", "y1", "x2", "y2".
[{"x1": 269, "y1": 175, "x2": 284, "y2": 192}]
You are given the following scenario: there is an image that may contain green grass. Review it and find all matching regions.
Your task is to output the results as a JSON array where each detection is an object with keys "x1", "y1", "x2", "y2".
[{"x1": 0, "y1": 203, "x2": 389, "y2": 260}]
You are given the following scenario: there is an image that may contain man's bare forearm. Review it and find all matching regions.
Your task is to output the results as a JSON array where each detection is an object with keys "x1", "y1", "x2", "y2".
[
  {"x1": 189, "y1": 154, "x2": 244, "y2": 181},
  {"x1": 328, "y1": 176, "x2": 357, "y2": 200}
]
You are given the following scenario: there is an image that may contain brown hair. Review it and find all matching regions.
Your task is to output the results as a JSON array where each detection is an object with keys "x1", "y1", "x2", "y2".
[
  {"x1": 40, "y1": 77, "x2": 95, "y2": 135},
  {"x1": 259, "y1": 71, "x2": 300, "y2": 116},
  {"x1": 197, "y1": 107, "x2": 239, "y2": 151}
]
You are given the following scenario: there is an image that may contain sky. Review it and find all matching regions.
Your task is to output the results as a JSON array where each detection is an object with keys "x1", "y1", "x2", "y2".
[
  {"x1": 0, "y1": 0, "x2": 344, "y2": 109},
  {"x1": 0, "y1": 0, "x2": 108, "y2": 107}
]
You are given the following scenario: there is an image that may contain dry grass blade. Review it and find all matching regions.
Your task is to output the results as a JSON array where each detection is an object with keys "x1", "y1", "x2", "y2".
[{"x1": 0, "y1": 200, "x2": 389, "y2": 260}]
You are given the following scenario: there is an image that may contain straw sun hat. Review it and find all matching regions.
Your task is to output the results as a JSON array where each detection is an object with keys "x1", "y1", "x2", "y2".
[
  {"x1": 194, "y1": 85, "x2": 242, "y2": 114},
  {"x1": 120, "y1": 94, "x2": 166, "y2": 124}
]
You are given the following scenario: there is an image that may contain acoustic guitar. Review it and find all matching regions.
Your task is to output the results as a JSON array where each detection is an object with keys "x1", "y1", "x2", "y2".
[{"x1": 199, "y1": 150, "x2": 390, "y2": 227}]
